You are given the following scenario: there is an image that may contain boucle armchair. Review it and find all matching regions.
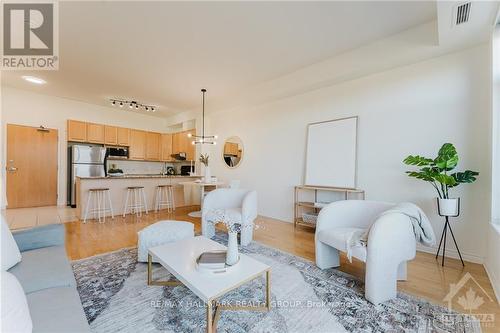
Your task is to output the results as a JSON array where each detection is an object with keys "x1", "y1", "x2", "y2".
[
  {"x1": 315, "y1": 200, "x2": 416, "y2": 304},
  {"x1": 202, "y1": 188, "x2": 257, "y2": 246}
]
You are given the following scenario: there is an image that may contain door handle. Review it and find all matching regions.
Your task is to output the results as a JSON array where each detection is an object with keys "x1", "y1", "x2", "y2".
[{"x1": 7, "y1": 167, "x2": 17, "y2": 172}]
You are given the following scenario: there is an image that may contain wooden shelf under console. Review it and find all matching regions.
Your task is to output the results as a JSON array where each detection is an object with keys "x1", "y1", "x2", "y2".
[{"x1": 294, "y1": 185, "x2": 365, "y2": 229}]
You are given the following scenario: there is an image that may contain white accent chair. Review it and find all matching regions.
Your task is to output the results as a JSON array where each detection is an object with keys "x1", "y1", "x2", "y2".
[
  {"x1": 202, "y1": 189, "x2": 257, "y2": 246},
  {"x1": 315, "y1": 200, "x2": 416, "y2": 304}
]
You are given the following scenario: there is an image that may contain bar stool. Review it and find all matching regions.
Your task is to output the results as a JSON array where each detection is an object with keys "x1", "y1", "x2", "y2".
[
  {"x1": 83, "y1": 188, "x2": 114, "y2": 223},
  {"x1": 123, "y1": 186, "x2": 148, "y2": 217},
  {"x1": 155, "y1": 184, "x2": 175, "y2": 212}
]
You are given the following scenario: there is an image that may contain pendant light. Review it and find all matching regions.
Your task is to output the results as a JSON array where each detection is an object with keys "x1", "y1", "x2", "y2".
[{"x1": 188, "y1": 89, "x2": 217, "y2": 145}]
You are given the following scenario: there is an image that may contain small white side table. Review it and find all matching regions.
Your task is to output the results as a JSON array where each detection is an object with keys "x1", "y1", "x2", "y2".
[{"x1": 180, "y1": 181, "x2": 225, "y2": 217}]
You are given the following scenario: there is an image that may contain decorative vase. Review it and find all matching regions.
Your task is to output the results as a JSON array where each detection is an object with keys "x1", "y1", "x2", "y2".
[
  {"x1": 204, "y1": 166, "x2": 211, "y2": 183},
  {"x1": 437, "y1": 198, "x2": 460, "y2": 217},
  {"x1": 226, "y1": 231, "x2": 239, "y2": 266}
]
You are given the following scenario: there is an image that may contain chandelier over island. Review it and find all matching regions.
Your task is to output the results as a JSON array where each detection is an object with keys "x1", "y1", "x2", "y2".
[{"x1": 188, "y1": 89, "x2": 217, "y2": 145}]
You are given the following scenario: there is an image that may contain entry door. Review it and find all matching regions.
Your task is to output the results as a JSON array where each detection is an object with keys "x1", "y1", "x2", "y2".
[{"x1": 6, "y1": 124, "x2": 58, "y2": 208}]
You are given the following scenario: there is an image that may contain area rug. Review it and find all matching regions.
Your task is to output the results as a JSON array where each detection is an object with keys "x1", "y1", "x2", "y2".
[{"x1": 71, "y1": 234, "x2": 480, "y2": 333}]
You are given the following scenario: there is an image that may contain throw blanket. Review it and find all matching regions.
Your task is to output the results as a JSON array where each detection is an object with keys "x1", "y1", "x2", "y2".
[{"x1": 346, "y1": 202, "x2": 436, "y2": 262}]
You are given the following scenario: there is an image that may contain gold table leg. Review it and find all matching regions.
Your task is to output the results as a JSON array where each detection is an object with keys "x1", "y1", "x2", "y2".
[
  {"x1": 207, "y1": 300, "x2": 213, "y2": 333},
  {"x1": 266, "y1": 270, "x2": 271, "y2": 310},
  {"x1": 208, "y1": 269, "x2": 272, "y2": 333},
  {"x1": 147, "y1": 254, "x2": 182, "y2": 286},
  {"x1": 146, "y1": 257, "x2": 271, "y2": 332}
]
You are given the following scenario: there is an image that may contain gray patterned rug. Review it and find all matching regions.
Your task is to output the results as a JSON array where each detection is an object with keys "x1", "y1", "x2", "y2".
[{"x1": 71, "y1": 234, "x2": 480, "y2": 333}]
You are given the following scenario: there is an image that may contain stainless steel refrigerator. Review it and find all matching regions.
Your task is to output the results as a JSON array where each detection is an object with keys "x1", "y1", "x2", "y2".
[{"x1": 68, "y1": 145, "x2": 106, "y2": 207}]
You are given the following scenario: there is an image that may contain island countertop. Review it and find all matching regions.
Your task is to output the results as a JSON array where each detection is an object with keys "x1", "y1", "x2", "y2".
[
  {"x1": 75, "y1": 175, "x2": 203, "y2": 218},
  {"x1": 77, "y1": 175, "x2": 202, "y2": 180}
]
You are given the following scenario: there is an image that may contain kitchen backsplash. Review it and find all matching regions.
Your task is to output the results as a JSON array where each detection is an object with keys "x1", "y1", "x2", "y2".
[
  {"x1": 107, "y1": 160, "x2": 195, "y2": 175},
  {"x1": 107, "y1": 160, "x2": 167, "y2": 174}
]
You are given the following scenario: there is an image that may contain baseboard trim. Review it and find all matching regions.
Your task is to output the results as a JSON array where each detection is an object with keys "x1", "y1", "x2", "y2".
[
  {"x1": 483, "y1": 262, "x2": 500, "y2": 303},
  {"x1": 416, "y1": 244, "x2": 484, "y2": 264}
]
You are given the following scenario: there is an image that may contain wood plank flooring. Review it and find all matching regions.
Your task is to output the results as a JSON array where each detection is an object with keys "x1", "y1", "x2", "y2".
[{"x1": 64, "y1": 206, "x2": 499, "y2": 332}]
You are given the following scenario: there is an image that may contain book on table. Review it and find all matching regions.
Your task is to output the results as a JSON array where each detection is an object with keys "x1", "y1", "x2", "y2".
[{"x1": 197, "y1": 251, "x2": 226, "y2": 269}]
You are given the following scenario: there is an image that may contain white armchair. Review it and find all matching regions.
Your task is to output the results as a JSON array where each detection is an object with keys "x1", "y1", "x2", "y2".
[
  {"x1": 202, "y1": 189, "x2": 257, "y2": 246},
  {"x1": 315, "y1": 200, "x2": 416, "y2": 304}
]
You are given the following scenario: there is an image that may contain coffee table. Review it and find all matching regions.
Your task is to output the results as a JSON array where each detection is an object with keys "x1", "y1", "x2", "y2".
[{"x1": 147, "y1": 236, "x2": 271, "y2": 333}]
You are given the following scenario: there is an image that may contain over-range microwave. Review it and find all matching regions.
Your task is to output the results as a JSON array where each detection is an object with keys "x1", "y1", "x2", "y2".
[{"x1": 106, "y1": 147, "x2": 129, "y2": 159}]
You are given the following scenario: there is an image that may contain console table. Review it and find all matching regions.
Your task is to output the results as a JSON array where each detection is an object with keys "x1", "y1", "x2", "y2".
[{"x1": 294, "y1": 185, "x2": 365, "y2": 228}]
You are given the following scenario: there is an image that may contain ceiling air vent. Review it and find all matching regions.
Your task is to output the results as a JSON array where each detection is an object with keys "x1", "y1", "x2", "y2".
[{"x1": 455, "y1": 2, "x2": 471, "y2": 25}]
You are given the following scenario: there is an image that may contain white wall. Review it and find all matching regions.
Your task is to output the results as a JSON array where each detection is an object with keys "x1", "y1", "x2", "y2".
[
  {"x1": 203, "y1": 44, "x2": 491, "y2": 263},
  {"x1": 1, "y1": 87, "x2": 169, "y2": 207},
  {"x1": 485, "y1": 24, "x2": 500, "y2": 302},
  {"x1": 491, "y1": 25, "x2": 500, "y2": 222},
  {"x1": 485, "y1": 224, "x2": 500, "y2": 302}
]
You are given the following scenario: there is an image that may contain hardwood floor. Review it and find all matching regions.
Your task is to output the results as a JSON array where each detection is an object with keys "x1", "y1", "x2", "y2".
[{"x1": 65, "y1": 206, "x2": 499, "y2": 332}]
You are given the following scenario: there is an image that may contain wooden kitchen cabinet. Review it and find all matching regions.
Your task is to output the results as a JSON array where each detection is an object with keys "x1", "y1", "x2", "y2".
[
  {"x1": 186, "y1": 129, "x2": 196, "y2": 161},
  {"x1": 171, "y1": 129, "x2": 196, "y2": 160},
  {"x1": 86, "y1": 123, "x2": 105, "y2": 143},
  {"x1": 67, "y1": 120, "x2": 87, "y2": 142},
  {"x1": 146, "y1": 132, "x2": 161, "y2": 160},
  {"x1": 160, "y1": 133, "x2": 173, "y2": 161},
  {"x1": 172, "y1": 132, "x2": 182, "y2": 154},
  {"x1": 67, "y1": 119, "x2": 194, "y2": 161},
  {"x1": 104, "y1": 126, "x2": 118, "y2": 145},
  {"x1": 129, "y1": 129, "x2": 146, "y2": 160},
  {"x1": 117, "y1": 127, "x2": 130, "y2": 146}
]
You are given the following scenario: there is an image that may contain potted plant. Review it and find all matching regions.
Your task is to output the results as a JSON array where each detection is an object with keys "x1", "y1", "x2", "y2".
[
  {"x1": 199, "y1": 153, "x2": 211, "y2": 182},
  {"x1": 403, "y1": 143, "x2": 479, "y2": 216}
]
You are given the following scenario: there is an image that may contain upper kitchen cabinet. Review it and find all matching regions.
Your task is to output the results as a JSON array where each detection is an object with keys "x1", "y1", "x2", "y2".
[
  {"x1": 146, "y1": 132, "x2": 161, "y2": 161},
  {"x1": 172, "y1": 129, "x2": 196, "y2": 160},
  {"x1": 87, "y1": 123, "x2": 105, "y2": 143},
  {"x1": 172, "y1": 132, "x2": 182, "y2": 155},
  {"x1": 67, "y1": 120, "x2": 87, "y2": 142},
  {"x1": 160, "y1": 133, "x2": 173, "y2": 161},
  {"x1": 104, "y1": 125, "x2": 118, "y2": 145},
  {"x1": 186, "y1": 129, "x2": 196, "y2": 161},
  {"x1": 129, "y1": 129, "x2": 146, "y2": 160},
  {"x1": 117, "y1": 127, "x2": 130, "y2": 146}
]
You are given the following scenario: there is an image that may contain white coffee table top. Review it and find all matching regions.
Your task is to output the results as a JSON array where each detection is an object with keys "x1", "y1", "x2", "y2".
[{"x1": 148, "y1": 236, "x2": 270, "y2": 302}]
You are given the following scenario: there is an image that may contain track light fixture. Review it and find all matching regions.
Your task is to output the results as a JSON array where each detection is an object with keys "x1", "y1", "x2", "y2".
[{"x1": 109, "y1": 99, "x2": 157, "y2": 113}]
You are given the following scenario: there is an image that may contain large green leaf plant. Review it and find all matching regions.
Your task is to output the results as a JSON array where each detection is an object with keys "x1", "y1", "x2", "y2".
[{"x1": 403, "y1": 143, "x2": 479, "y2": 199}]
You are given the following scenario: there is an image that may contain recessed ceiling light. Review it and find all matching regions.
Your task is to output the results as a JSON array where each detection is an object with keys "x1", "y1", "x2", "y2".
[{"x1": 22, "y1": 76, "x2": 46, "y2": 85}]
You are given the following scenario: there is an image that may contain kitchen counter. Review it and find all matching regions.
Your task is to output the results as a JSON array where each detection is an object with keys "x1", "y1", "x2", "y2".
[
  {"x1": 75, "y1": 175, "x2": 203, "y2": 218},
  {"x1": 77, "y1": 175, "x2": 201, "y2": 180}
]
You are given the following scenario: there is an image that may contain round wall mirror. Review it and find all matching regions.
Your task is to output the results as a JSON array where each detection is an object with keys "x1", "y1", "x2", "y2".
[{"x1": 222, "y1": 136, "x2": 244, "y2": 168}]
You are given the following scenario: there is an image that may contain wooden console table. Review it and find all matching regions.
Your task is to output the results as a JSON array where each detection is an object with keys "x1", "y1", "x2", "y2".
[{"x1": 294, "y1": 185, "x2": 365, "y2": 228}]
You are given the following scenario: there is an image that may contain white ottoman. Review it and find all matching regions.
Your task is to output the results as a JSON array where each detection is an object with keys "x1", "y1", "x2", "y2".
[{"x1": 137, "y1": 220, "x2": 194, "y2": 262}]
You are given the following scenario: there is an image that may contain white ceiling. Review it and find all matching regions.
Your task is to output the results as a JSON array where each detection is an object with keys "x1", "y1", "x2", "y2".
[{"x1": 1, "y1": 1, "x2": 437, "y2": 117}]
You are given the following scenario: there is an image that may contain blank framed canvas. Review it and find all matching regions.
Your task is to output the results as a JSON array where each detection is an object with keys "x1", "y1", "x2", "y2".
[{"x1": 305, "y1": 116, "x2": 358, "y2": 188}]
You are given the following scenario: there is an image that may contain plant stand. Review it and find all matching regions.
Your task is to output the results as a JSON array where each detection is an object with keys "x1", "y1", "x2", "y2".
[{"x1": 435, "y1": 216, "x2": 464, "y2": 266}]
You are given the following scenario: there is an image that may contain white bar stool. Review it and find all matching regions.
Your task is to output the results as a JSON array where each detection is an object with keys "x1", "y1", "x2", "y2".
[
  {"x1": 155, "y1": 184, "x2": 175, "y2": 212},
  {"x1": 83, "y1": 188, "x2": 114, "y2": 223},
  {"x1": 123, "y1": 186, "x2": 148, "y2": 217}
]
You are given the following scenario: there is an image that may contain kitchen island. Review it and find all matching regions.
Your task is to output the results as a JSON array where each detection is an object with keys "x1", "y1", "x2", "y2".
[{"x1": 75, "y1": 175, "x2": 202, "y2": 218}]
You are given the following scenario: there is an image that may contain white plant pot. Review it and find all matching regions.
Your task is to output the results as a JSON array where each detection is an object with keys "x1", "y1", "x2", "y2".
[
  {"x1": 226, "y1": 231, "x2": 239, "y2": 266},
  {"x1": 204, "y1": 166, "x2": 211, "y2": 183},
  {"x1": 437, "y1": 198, "x2": 460, "y2": 217}
]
